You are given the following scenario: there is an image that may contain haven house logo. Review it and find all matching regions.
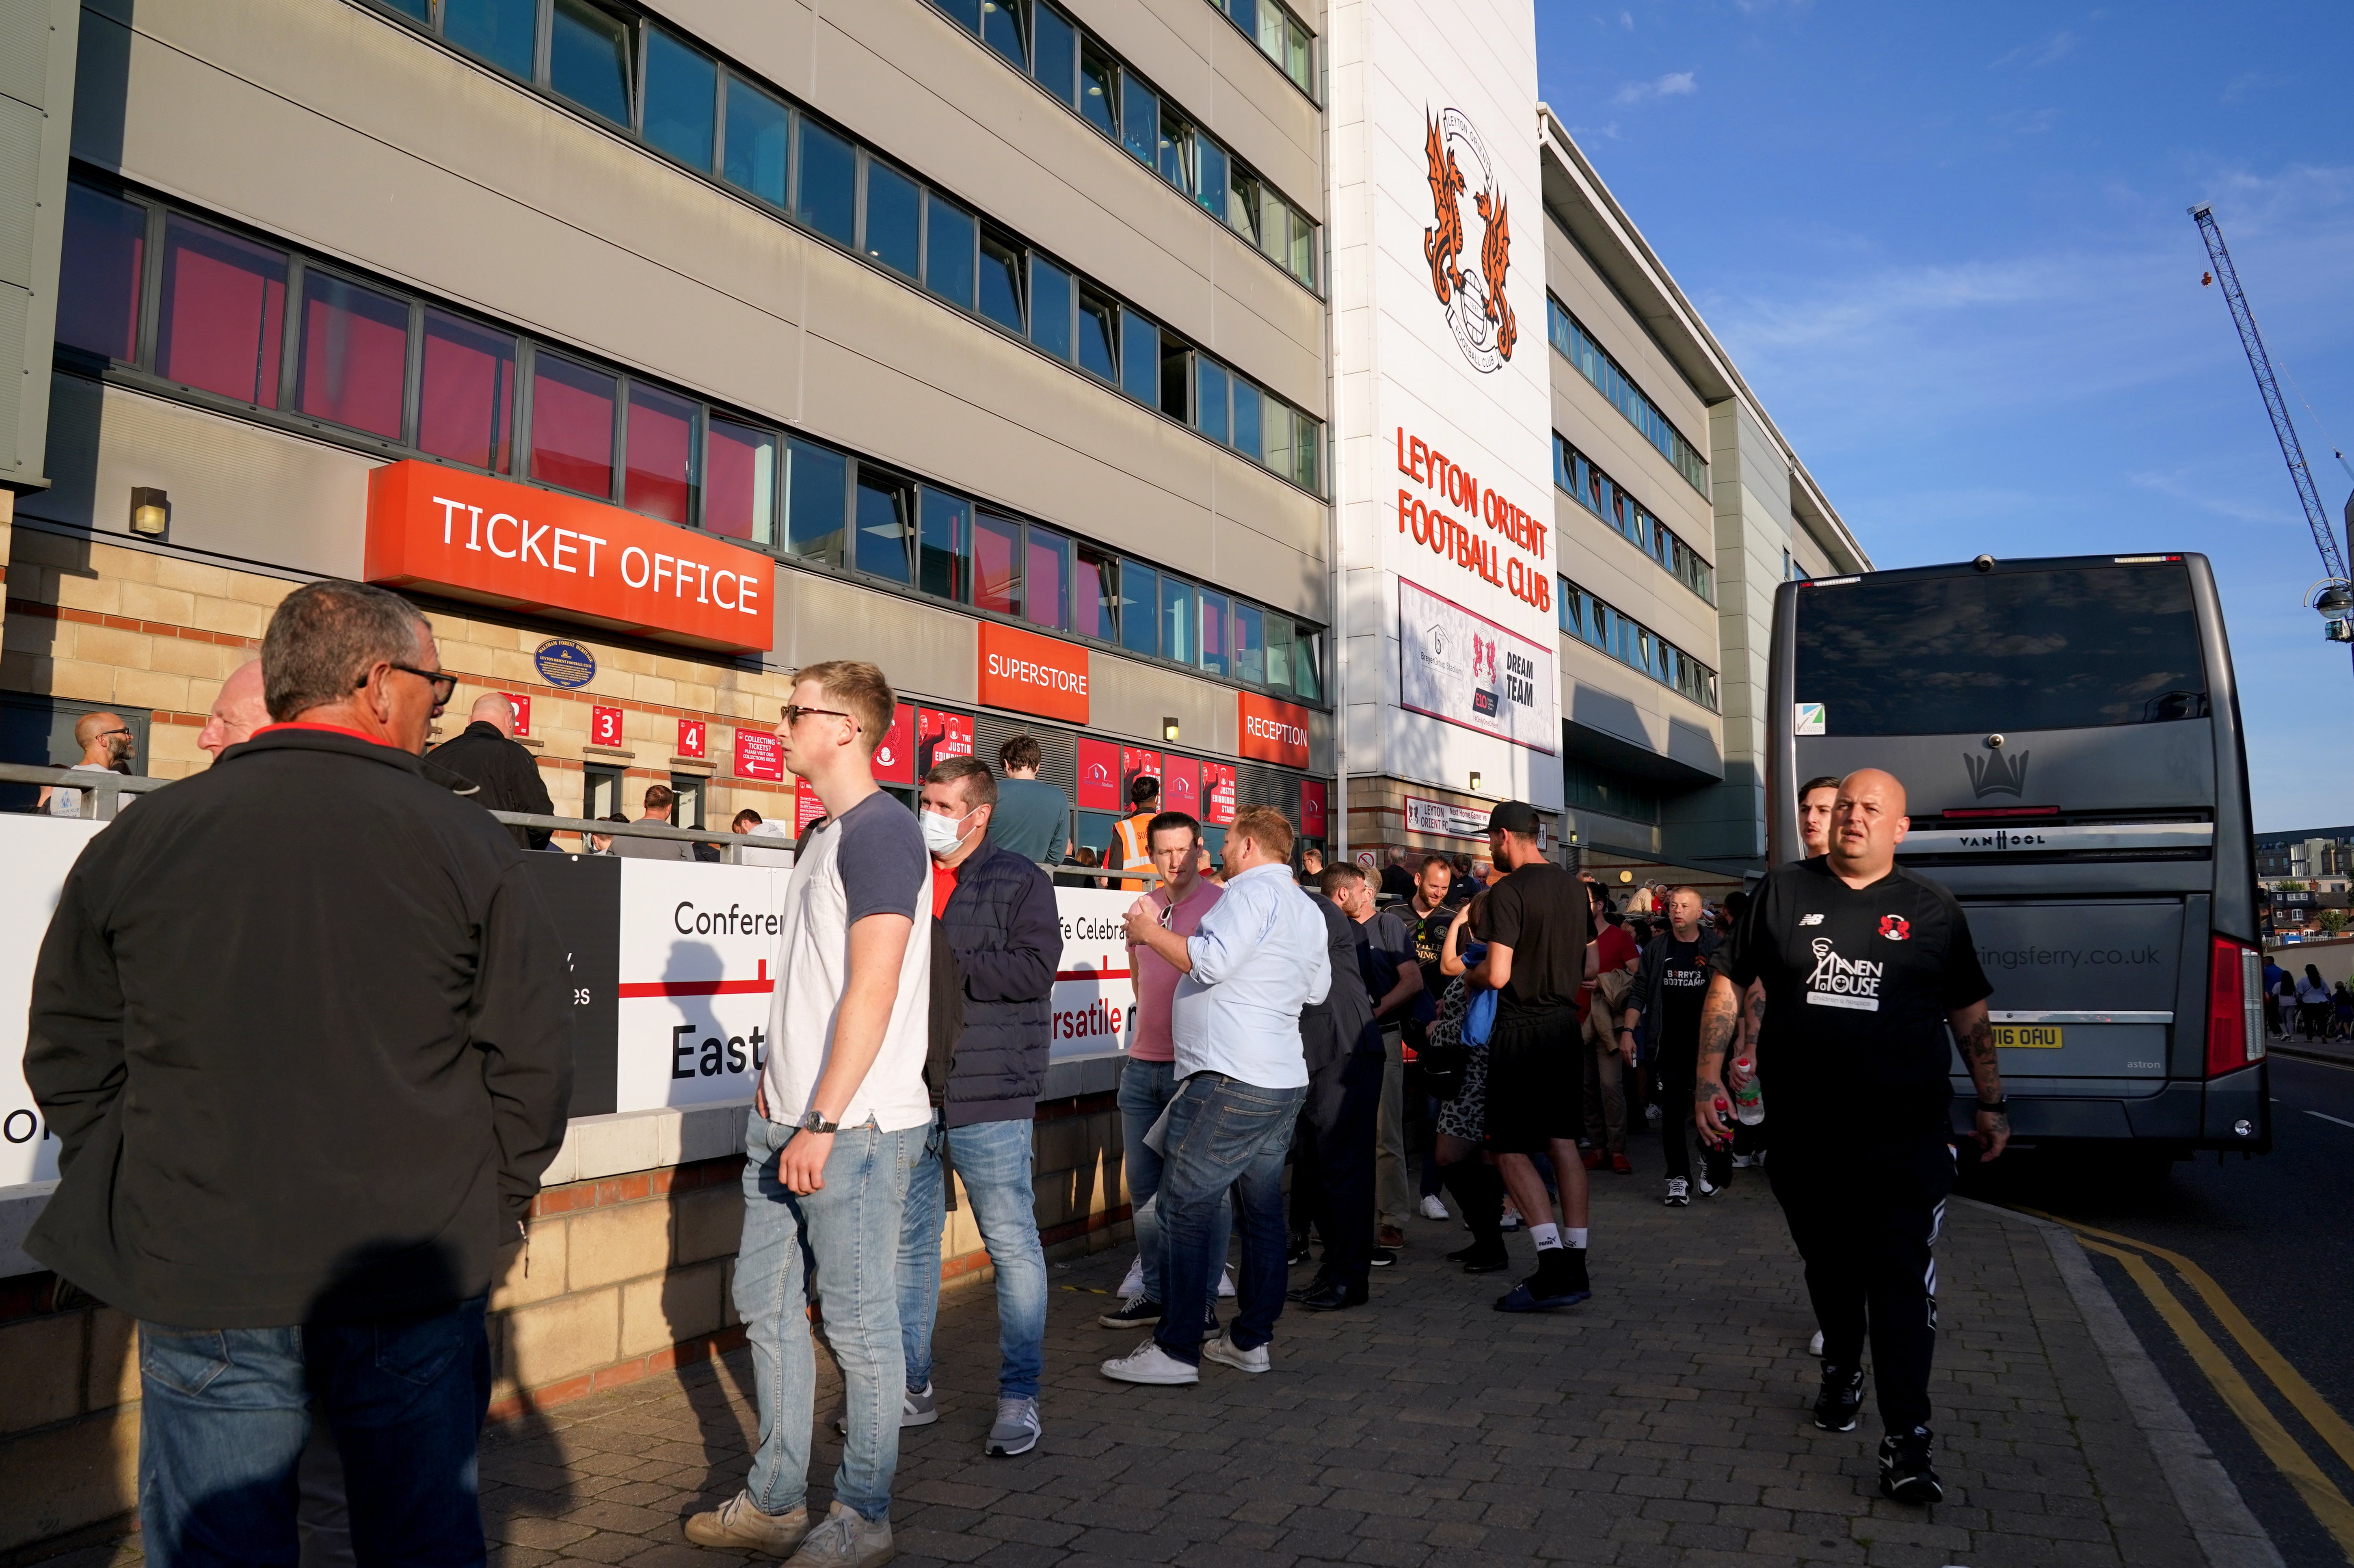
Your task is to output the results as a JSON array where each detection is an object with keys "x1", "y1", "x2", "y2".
[{"x1": 1421, "y1": 107, "x2": 1516, "y2": 373}]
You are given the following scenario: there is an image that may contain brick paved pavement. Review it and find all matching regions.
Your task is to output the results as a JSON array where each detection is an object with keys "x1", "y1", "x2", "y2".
[{"x1": 45, "y1": 1165, "x2": 2262, "y2": 1568}]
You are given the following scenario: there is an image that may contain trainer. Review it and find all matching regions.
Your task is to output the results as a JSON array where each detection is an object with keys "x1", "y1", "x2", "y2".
[{"x1": 1696, "y1": 767, "x2": 2004, "y2": 1507}]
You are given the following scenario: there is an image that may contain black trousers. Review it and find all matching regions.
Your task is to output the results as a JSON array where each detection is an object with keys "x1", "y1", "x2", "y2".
[
  {"x1": 1651, "y1": 1040, "x2": 1729, "y2": 1185},
  {"x1": 1770, "y1": 1137, "x2": 1956, "y2": 1436},
  {"x1": 1288, "y1": 1049, "x2": 1384, "y2": 1288}
]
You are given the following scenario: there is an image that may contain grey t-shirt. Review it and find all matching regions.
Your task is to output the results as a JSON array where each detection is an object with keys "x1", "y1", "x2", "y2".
[{"x1": 991, "y1": 776, "x2": 1069, "y2": 865}]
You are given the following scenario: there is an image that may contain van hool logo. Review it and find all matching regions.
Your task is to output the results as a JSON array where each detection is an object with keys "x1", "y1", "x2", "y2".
[
  {"x1": 1963, "y1": 748, "x2": 2030, "y2": 798},
  {"x1": 1422, "y1": 107, "x2": 1516, "y2": 373}
]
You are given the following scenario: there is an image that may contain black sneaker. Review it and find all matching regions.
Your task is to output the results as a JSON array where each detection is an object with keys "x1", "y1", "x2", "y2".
[
  {"x1": 1812, "y1": 1365, "x2": 1866, "y2": 1432},
  {"x1": 1878, "y1": 1427, "x2": 1943, "y2": 1504},
  {"x1": 1096, "y1": 1297, "x2": 1162, "y2": 1329},
  {"x1": 1454, "y1": 1242, "x2": 1512, "y2": 1274},
  {"x1": 1285, "y1": 1243, "x2": 1313, "y2": 1267},
  {"x1": 1369, "y1": 1246, "x2": 1397, "y2": 1268}
]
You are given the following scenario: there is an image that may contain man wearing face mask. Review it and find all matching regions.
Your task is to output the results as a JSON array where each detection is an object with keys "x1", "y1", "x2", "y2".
[{"x1": 895, "y1": 755, "x2": 1060, "y2": 1458}]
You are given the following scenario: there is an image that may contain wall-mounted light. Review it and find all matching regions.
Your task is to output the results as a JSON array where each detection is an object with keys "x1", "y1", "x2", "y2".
[
  {"x1": 129, "y1": 487, "x2": 170, "y2": 539},
  {"x1": 1619, "y1": 869, "x2": 1634, "y2": 883},
  {"x1": 1468, "y1": 770, "x2": 1483, "y2": 794},
  {"x1": 1162, "y1": 716, "x2": 1180, "y2": 744}
]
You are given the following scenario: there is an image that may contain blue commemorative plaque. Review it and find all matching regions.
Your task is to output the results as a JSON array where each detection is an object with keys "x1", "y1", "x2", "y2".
[{"x1": 534, "y1": 639, "x2": 598, "y2": 689}]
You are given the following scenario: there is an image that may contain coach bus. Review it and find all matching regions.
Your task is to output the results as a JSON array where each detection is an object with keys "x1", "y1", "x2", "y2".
[{"x1": 1766, "y1": 552, "x2": 2267, "y2": 1172}]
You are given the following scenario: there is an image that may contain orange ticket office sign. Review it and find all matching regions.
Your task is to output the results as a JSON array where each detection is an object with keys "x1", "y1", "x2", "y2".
[
  {"x1": 1237, "y1": 691, "x2": 1312, "y2": 770},
  {"x1": 977, "y1": 621, "x2": 1089, "y2": 724},
  {"x1": 365, "y1": 461, "x2": 774, "y2": 653}
]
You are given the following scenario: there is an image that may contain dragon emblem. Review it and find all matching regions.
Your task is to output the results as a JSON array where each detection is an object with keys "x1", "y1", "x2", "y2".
[{"x1": 1420, "y1": 107, "x2": 1515, "y2": 372}]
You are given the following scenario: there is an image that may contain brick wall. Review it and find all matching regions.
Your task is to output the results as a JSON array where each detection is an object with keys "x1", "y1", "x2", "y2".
[{"x1": 0, "y1": 1092, "x2": 1132, "y2": 1557}]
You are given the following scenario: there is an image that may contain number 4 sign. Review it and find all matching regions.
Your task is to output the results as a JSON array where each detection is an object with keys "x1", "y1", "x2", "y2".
[{"x1": 677, "y1": 718, "x2": 706, "y2": 759}]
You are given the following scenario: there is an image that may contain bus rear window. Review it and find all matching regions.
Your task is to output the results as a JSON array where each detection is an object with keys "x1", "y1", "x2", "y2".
[{"x1": 1794, "y1": 564, "x2": 2207, "y2": 736}]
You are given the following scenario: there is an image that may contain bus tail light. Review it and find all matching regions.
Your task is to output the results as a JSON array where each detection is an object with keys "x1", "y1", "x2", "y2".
[{"x1": 2207, "y1": 936, "x2": 2265, "y2": 1076}]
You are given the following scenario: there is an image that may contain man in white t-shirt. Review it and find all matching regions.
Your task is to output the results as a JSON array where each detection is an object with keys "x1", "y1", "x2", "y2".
[
  {"x1": 37, "y1": 709, "x2": 136, "y2": 816},
  {"x1": 685, "y1": 661, "x2": 930, "y2": 1568}
]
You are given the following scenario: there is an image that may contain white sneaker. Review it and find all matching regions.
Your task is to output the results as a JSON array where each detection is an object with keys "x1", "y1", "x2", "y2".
[
  {"x1": 1100, "y1": 1337, "x2": 1200, "y2": 1385},
  {"x1": 1809, "y1": 1329, "x2": 1825, "y2": 1357},
  {"x1": 1117, "y1": 1254, "x2": 1144, "y2": 1301},
  {"x1": 1697, "y1": 1171, "x2": 1723, "y2": 1197},
  {"x1": 986, "y1": 1395, "x2": 1041, "y2": 1457},
  {"x1": 1202, "y1": 1333, "x2": 1270, "y2": 1375},
  {"x1": 782, "y1": 1500, "x2": 894, "y2": 1568},
  {"x1": 1500, "y1": 1207, "x2": 1524, "y2": 1231},
  {"x1": 1217, "y1": 1266, "x2": 1236, "y2": 1299},
  {"x1": 1664, "y1": 1177, "x2": 1690, "y2": 1207},
  {"x1": 1419, "y1": 1194, "x2": 1450, "y2": 1222}
]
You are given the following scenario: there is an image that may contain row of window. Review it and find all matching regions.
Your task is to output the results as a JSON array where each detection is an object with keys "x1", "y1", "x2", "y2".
[
  {"x1": 1557, "y1": 575, "x2": 1719, "y2": 711},
  {"x1": 1202, "y1": 0, "x2": 1316, "y2": 97},
  {"x1": 367, "y1": 0, "x2": 1318, "y2": 297},
  {"x1": 1562, "y1": 757, "x2": 1662, "y2": 826},
  {"x1": 923, "y1": 0, "x2": 1318, "y2": 285},
  {"x1": 1546, "y1": 296, "x2": 1708, "y2": 495},
  {"x1": 51, "y1": 177, "x2": 1328, "y2": 705},
  {"x1": 1553, "y1": 436, "x2": 1714, "y2": 604}
]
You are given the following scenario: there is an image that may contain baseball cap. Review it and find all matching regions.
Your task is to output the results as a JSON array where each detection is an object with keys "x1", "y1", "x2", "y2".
[{"x1": 1487, "y1": 800, "x2": 1541, "y2": 836}]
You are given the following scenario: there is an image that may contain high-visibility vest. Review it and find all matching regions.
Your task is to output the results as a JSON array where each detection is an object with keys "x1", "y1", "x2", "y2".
[{"x1": 1111, "y1": 811, "x2": 1155, "y2": 891}]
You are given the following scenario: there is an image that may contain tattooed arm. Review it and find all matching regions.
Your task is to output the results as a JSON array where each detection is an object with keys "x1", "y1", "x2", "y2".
[
  {"x1": 1693, "y1": 974, "x2": 1743, "y2": 1142},
  {"x1": 1949, "y1": 999, "x2": 2008, "y2": 1161}
]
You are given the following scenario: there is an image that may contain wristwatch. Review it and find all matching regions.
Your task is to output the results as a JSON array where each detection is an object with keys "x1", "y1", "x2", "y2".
[
  {"x1": 1974, "y1": 1097, "x2": 2010, "y2": 1115},
  {"x1": 797, "y1": 1109, "x2": 842, "y2": 1134}
]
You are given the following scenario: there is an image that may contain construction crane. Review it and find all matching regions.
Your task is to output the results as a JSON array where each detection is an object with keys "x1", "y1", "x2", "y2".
[{"x1": 2188, "y1": 201, "x2": 2354, "y2": 649}]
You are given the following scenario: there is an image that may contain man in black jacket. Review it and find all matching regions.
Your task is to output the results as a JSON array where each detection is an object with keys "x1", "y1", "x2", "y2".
[
  {"x1": 1283, "y1": 873, "x2": 1386, "y2": 1311},
  {"x1": 24, "y1": 579, "x2": 573, "y2": 1568},
  {"x1": 1617, "y1": 887, "x2": 1722, "y2": 1207},
  {"x1": 896, "y1": 755, "x2": 1059, "y2": 1458},
  {"x1": 426, "y1": 690, "x2": 556, "y2": 849}
]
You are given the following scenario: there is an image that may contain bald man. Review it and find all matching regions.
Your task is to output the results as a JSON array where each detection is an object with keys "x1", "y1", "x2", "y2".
[
  {"x1": 1693, "y1": 769, "x2": 2004, "y2": 1506},
  {"x1": 424, "y1": 692, "x2": 556, "y2": 849},
  {"x1": 38, "y1": 710, "x2": 137, "y2": 817},
  {"x1": 197, "y1": 660, "x2": 270, "y2": 759}
]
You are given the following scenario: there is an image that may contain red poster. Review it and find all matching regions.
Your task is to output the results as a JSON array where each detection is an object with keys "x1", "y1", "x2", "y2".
[
  {"x1": 1076, "y1": 739, "x2": 1121, "y2": 812},
  {"x1": 734, "y1": 727, "x2": 784, "y2": 782},
  {"x1": 677, "y1": 717, "x2": 706, "y2": 759},
  {"x1": 504, "y1": 693, "x2": 532, "y2": 738},
  {"x1": 590, "y1": 705, "x2": 624, "y2": 748},
  {"x1": 1301, "y1": 779, "x2": 1328, "y2": 839},
  {"x1": 794, "y1": 776, "x2": 827, "y2": 832},
  {"x1": 917, "y1": 707, "x2": 974, "y2": 776},
  {"x1": 1162, "y1": 755, "x2": 1200, "y2": 819},
  {"x1": 872, "y1": 703, "x2": 917, "y2": 786},
  {"x1": 1120, "y1": 747, "x2": 1163, "y2": 809},
  {"x1": 1202, "y1": 762, "x2": 1236, "y2": 826}
]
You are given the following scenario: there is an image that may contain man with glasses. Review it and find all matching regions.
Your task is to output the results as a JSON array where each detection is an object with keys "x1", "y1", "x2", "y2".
[
  {"x1": 26, "y1": 579, "x2": 572, "y2": 1566},
  {"x1": 37, "y1": 709, "x2": 136, "y2": 817},
  {"x1": 687, "y1": 662, "x2": 932, "y2": 1568}
]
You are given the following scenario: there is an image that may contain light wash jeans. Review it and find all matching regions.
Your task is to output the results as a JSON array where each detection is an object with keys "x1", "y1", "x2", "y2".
[
  {"x1": 897, "y1": 1114, "x2": 1049, "y2": 1399},
  {"x1": 1118, "y1": 1057, "x2": 1231, "y2": 1308},
  {"x1": 135, "y1": 1297, "x2": 489, "y2": 1568},
  {"x1": 736, "y1": 1114, "x2": 923, "y2": 1524}
]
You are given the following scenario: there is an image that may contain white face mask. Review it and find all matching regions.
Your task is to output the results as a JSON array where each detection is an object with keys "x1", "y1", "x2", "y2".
[{"x1": 921, "y1": 807, "x2": 977, "y2": 858}]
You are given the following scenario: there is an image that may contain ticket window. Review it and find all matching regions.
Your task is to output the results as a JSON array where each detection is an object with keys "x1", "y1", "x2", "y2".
[
  {"x1": 584, "y1": 766, "x2": 623, "y2": 822},
  {"x1": 670, "y1": 773, "x2": 707, "y2": 831}
]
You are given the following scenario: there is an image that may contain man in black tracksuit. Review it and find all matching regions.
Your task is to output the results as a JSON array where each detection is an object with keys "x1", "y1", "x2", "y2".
[
  {"x1": 425, "y1": 690, "x2": 556, "y2": 849},
  {"x1": 1284, "y1": 884, "x2": 1385, "y2": 1311},
  {"x1": 1617, "y1": 887, "x2": 1721, "y2": 1206},
  {"x1": 1695, "y1": 768, "x2": 2006, "y2": 1505}
]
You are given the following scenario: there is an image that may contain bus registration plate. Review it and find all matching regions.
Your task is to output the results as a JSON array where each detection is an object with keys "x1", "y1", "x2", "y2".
[{"x1": 1991, "y1": 1025, "x2": 2064, "y2": 1050}]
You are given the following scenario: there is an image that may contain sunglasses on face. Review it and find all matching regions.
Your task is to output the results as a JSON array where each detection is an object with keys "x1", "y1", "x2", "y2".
[
  {"x1": 383, "y1": 664, "x2": 458, "y2": 704},
  {"x1": 780, "y1": 704, "x2": 859, "y2": 730}
]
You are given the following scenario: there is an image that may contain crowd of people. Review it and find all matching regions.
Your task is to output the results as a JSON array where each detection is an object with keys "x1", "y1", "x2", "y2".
[
  {"x1": 2266, "y1": 956, "x2": 2354, "y2": 1042},
  {"x1": 20, "y1": 577, "x2": 2019, "y2": 1567}
]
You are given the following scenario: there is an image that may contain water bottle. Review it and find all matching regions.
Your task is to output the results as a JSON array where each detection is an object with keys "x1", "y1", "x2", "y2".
[{"x1": 1732, "y1": 1060, "x2": 1765, "y2": 1125}]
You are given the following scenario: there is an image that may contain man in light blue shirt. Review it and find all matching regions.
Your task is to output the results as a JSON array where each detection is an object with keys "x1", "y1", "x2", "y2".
[{"x1": 1104, "y1": 806, "x2": 1329, "y2": 1386}]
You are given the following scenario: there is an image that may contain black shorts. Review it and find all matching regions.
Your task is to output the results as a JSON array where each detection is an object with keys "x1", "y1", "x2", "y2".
[{"x1": 1480, "y1": 1002, "x2": 1583, "y2": 1155}]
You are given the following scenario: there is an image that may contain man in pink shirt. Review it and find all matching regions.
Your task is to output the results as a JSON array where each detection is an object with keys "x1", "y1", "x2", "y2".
[{"x1": 1098, "y1": 812, "x2": 1229, "y2": 1331}]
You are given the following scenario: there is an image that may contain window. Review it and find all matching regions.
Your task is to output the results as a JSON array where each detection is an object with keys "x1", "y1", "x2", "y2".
[
  {"x1": 1293, "y1": 629, "x2": 1322, "y2": 702},
  {"x1": 1564, "y1": 759, "x2": 1661, "y2": 825},
  {"x1": 1266, "y1": 613, "x2": 1294, "y2": 692},
  {"x1": 919, "y1": 489, "x2": 969, "y2": 600},
  {"x1": 863, "y1": 158, "x2": 921, "y2": 277},
  {"x1": 1120, "y1": 560, "x2": 1159, "y2": 655},
  {"x1": 1161, "y1": 576, "x2": 1195, "y2": 664},
  {"x1": 1288, "y1": 211, "x2": 1314, "y2": 288},
  {"x1": 1120, "y1": 73, "x2": 1158, "y2": 167},
  {"x1": 1077, "y1": 288, "x2": 1119, "y2": 385},
  {"x1": 722, "y1": 77, "x2": 789, "y2": 205},
  {"x1": 550, "y1": 0, "x2": 634, "y2": 127},
  {"x1": 1159, "y1": 336, "x2": 1190, "y2": 420},
  {"x1": 705, "y1": 416, "x2": 775, "y2": 541},
  {"x1": 924, "y1": 192, "x2": 977, "y2": 308},
  {"x1": 1120, "y1": 310, "x2": 1158, "y2": 404},
  {"x1": 444, "y1": 0, "x2": 536, "y2": 78},
  {"x1": 1290, "y1": 417, "x2": 1318, "y2": 492},
  {"x1": 796, "y1": 121, "x2": 857, "y2": 245},
  {"x1": 1232, "y1": 602, "x2": 1264, "y2": 685},
  {"x1": 1232, "y1": 378, "x2": 1261, "y2": 460},
  {"x1": 974, "y1": 513, "x2": 1022, "y2": 615},
  {"x1": 1558, "y1": 573, "x2": 1717, "y2": 710},
  {"x1": 643, "y1": 28, "x2": 717, "y2": 168},
  {"x1": 1194, "y1": 138, "x2": 1228, "y2": 221},
  {"x1": 625, "y1": 381, "x2": 696, "y2": 524},
  {"x1": 585, "y1": 764, "x2": 623, "y2": 820},
  {"x1": 56, "y1": 184, "x2": 145, "y2": 363},
  {"x1": 1078, "y1": 546, "x2": 1118, "y2": 641},
  {"x1": 1548, "y1": 297, "x2": 1707, "y2": 493},
  {"x1": 978, "y1": 231, "x2": 1025, "y2": 333},
  {"x1": 417, "y1": 309, "x2": 517, "y2": 472},
  {"x1": 297, "y1": 272, "x2": 409, "y2": 440},
  {"x1": 1194, "y1": 358, "x2": 1228, "y2": 444},
  {"x1": 1030, "y1": 257, "x2": 1072, "y2": 359},
  {"x1": 855, "y1": 467, "x2": 914, "y2": 582},
  {"x1": 1555, "y1": 436, "x2": 1714, "y2": 603},
  {"x1": 1198, "y1": 589, "x2": 1228, "y2": 676},
  {"x1": 158, "y1": 216, "x2": 286, "y2": 407},
  {"x1": 786, "y1": 436, "x2": 847, "y2": 560},
  {"x1": 1033, "y1": 3, "x2": 1076, "y2": 99},
  {"x1": 1079, "y1": 42, "x2": 1118, "y2": 136},
  {"x1": 980, "y1": 0, "x2": 1027, "y2": 68},
  {"x1": 1026, "y1": 526, "x2": 1071, "y2": 630},
  {"x1": 938, "y1": 0, "x2": 979, "y2": 28},
  {"x1": 530, "y1": 353, "x2": 618, "y2": 498},
  {"x1": 1264, "y1": 400, "x2": 1293, "y2": 480},
  {"x1": 1157, "y1": 108, "x2": 1192, "y2": 191}
]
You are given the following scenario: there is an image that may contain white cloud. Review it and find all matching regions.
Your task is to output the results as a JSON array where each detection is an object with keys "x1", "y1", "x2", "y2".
[
  {"x1": 1995, "y1": 30, "x2": 2078, "y2": 69},
  {"x1": 1613, "y1": 71, "x2": 1696, "y2": 105}
]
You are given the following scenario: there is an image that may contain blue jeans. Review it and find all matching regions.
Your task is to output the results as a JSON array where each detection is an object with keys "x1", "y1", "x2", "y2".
[
  {"x1": 736, "y1": 1114, "x2": 923, "y2": 1524},
  {"x1": 898, "y1": 1114, "x2": 1048, "y2": 1399},
  {"x1": 136, "y1": 1296, "x2": 490, "y2": 1568},
  {"x1": 1118, "y1": 1057, "x2": 1231, "y2": 1308},
  {"x1": 1151, "y1": 1073, "x2": 1306, "y2": 1365}
]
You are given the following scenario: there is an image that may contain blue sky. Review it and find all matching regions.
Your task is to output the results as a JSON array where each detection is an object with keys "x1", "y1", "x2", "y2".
[{"x1": 1534, "y1": 2, "x2": 2354, "y2": 832}]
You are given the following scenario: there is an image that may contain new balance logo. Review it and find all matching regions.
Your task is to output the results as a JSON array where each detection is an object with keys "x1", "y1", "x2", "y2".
[{"x1": 1800, "y1": 913, "x2": 1824, "y2": 926}]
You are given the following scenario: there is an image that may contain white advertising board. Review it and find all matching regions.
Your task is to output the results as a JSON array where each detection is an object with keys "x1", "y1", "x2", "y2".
[
  {"x1": 1397, "y1": 578, "x2": 1557, "y2": 753},
  {"x1": 0, "y1": 817, "x2": 104, "y2": 1187}
]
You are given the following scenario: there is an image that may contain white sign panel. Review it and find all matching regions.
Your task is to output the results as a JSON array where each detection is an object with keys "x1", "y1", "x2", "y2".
[
  {"x1": 1405, "y1": 795, "x2": 1495, "y2": 841},
  {"x1": 1051, "y1": 888, "x2": 1141, "y2": 1060},
  {"x1": 0, "y1": 817, "x2": 105, "y2": 1188},
  {"x1": 1398, "y1": 577, "x2": 1557, "y2": 752},
  {"x1": 615, "y1": 858, "x2": 785, "y2": 1112}
]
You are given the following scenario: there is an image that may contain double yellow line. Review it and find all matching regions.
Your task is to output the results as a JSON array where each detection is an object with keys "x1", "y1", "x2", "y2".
[{"x1": 2019, "y1": 1206, "x2": 2354, "y2": 1559}]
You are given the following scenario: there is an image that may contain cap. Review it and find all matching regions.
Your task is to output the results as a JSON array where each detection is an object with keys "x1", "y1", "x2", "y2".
[{"x1": 1487, "y1": 800, "x2": 1541, "y2": 836}]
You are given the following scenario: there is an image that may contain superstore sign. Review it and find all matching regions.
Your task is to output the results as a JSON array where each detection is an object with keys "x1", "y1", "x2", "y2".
[{"x1": 1394, "y1": 427, "x2": 1550, "y2": 612}]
